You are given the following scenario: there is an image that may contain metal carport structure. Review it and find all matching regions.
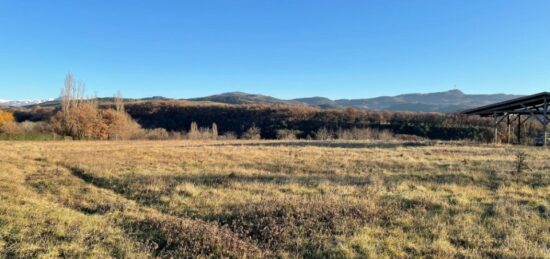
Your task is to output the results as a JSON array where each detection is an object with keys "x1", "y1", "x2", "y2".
[{"x1": 462, "y1": 92, "x2": 550, "y2": 146}]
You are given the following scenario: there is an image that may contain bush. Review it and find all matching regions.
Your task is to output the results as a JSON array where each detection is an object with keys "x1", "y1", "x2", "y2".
[
  {"x1": 276, "y1": 129, "x2": 301, "y2": 140},
  {"x1": 168, "y1": 131, "x2": 185, "y2": 140},
  {"x1": 336, "y1": 128, "x2": 394, "y2": 140},
  {"x1": 1, "y1": 121, "x2": 52, "y2": 135},
  {"x1": 143, "y1": 128, "x2": 170, "y2": 140},
  {"x1": 219, "y1": 131, "x2": 237, "y2": 140},
  {"x1": 101, "y1": 109, "x2": 143, "y2": 140},
  {"x1": 0, "y1": 120, "x2": 59, "y2": 141},
  {"x1": 314, "y1": 127, "x2": 333, "y2": 140},
  {"x1": 186, "y1": 121, "x2": 218, "y2": 140},
  {"x1": 241, "y1": 126, "x2": 261, "y2": 140},
  {"x1": 187, "y1": 122, "x2": 200, "y2": 139}
]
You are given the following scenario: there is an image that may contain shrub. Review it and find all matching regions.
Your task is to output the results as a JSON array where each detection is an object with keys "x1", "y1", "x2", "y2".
[
  {"x1": 168, "y1": 131, "x2": 185, "y2": 140},
  {"x1": 101, "y1": 109, "x2": 142, "y2": 140},
  {"x1": 143, "y1": 128, "x2": 170, "y2": 140},
  {"x1": 241, "y1": 126, "x2": 261, "y2": 140},
  {"x1": 219, "y1": 131, "x2": 237, "y2": 140},
  {"x1": 336, "y1": 128, "x2": 394, "y2": 140},
  {"x1": 187, "y1": 122, "x2": 218, "y2": 140},
  {"x1": 514, "y1": 151, "x2": 529, "y2": 176},
  {"x1": 0, "y1": 121, "x2": 50, "y2": 134},
  {"x1": 276, "y1": 129, "x2": 301, "y2": 140},
  {"x1": 0, "y1": 120, "x2": 58, "y2": 141},
  {"x1": 315, "y1": 127, "x2": 332, "y2": 140},
  {"x1": 188, "y1": 122, "x2": 200, "y2": 139}
]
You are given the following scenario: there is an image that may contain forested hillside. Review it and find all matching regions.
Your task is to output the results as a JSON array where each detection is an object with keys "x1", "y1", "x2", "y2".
[
  {"x1": 8, "y1": 99, "x2": 546, "y2": 142},
  {"x1": 123, "y1": 101, "x2": 496, "y2": 141}
]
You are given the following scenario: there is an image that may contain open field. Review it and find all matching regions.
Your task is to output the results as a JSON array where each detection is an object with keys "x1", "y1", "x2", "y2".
[{"x1": 0, "y1": 140, "x2": 549, "y2": 258}]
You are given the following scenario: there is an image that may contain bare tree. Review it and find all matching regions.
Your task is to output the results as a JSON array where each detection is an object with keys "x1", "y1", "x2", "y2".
[
  {"x1": 59, "y1": 72, "x2": 84, "y2": 137},
  {"x1": 114, "y1": 91, "x2": 124, "y2": 112},
  {"x1": 61, "y1": 72, "x2": 85, "y2": 115},
  {"x1": 211, "y1": 122, "x2": 218, "y2": 139},
  {"x1": 61, "y1": 72, "x2": 74, "y2": 114},
  {"x1": 315, "y1": 127, "x2": 332, "y2": 141},
  {"x1": 188, "y1": 121, "x2": 199, "y2": 139}
]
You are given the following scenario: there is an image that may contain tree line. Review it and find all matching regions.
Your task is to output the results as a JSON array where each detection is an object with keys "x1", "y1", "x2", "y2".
[
  {"x1": 123, "y1": 101, "x2": 496, "y2": 141},
  {"x1": 1, "y1": 73, "x2": 544, "y2": 142}
]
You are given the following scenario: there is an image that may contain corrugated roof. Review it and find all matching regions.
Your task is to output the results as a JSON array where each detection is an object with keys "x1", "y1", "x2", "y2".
[{"x1": 461, "y1": 92, "x2": 550, "y2": 116}]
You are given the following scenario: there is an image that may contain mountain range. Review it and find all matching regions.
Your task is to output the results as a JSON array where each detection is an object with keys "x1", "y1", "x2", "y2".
[
  {"x1": 2, "y1": 90, "x2": 524, "y2": 113},
  {"x1": 188, "y1": 90, "x2": 523, "y2": 112},
  {"x1": 0, "y1": 99, "x2": 54, "y2": 107}
]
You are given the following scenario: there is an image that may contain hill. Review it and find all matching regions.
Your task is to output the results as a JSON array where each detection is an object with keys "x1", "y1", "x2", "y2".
[
  {"x1": 0, "y1": 99, "x2": 54, "y2": 107},
  {"x1": 333, "y1": 90, "x2": 522, "y2": 112},
  {"x1": 189, "y1": 92, "x2": 289, "y2": 105},
  {"x1": 291, "y1": 97, "x2": 341, "y2": 109},
  {"x1": 10, "y1": 89, "x2": 524, "y2": 113},
  {"x1": 184, "y1": 90, "x2": 523, "y2": 112}
]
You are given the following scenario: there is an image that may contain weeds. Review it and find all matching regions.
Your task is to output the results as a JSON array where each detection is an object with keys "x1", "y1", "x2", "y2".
[{"x1": 514, "y1": 150, "x2": 530, "y2": 175}]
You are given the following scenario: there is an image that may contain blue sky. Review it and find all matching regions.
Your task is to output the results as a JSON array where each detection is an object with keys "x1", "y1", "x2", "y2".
[{"x1": 1, "y1": 1, "x2": 549, "y2": 100}]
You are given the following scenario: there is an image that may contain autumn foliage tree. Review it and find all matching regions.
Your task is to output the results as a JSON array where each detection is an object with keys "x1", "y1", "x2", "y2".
[
  {"x1": 0, "y1": 110, "x2": 16, "y2": 134},
  {"x1": 102, "y1": 93, "x2": 142, "y2": 140},
  {"x1": 51, "y1": 100, "x2": 109, "y2": 139},
  {"x1": 100, "y1": 108, "x2": 142, "y2": 140},
  {"x1": 50, "y1": 73, "x2": 142, "y2": 140},
  {"x1": 0, "y1": 110, "x2": 15, "y2": 126}
]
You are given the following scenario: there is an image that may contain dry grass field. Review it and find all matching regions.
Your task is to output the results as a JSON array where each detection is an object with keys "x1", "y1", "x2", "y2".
[{"x1": 0, "y1": 140, "x2": 549, "y2": 258}]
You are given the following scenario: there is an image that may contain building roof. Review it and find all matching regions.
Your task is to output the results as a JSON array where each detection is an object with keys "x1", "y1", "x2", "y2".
[{"x1": 462, "y1": 92, "x2": 550, "y2": 116}]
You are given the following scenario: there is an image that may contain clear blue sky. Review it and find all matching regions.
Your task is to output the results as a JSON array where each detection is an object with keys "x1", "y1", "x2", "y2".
[{"x1": 1, "y1": 1, "x2": 549, "y2": 100}]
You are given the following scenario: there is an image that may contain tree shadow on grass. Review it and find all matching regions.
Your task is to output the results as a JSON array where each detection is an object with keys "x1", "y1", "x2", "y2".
[
  {"x1": 383, "y1": 173, "x2": 478, "y2": 187},
  {"x1": 68, "y1": 166, "x2": 372, "y2": 191},
  {"x1": 66, "y1": 165, "x2": 380, "y2": 257},
  {"x1": 383, "y1": 170, "x2": 550, "y2": 190},
  {"x1": 67, "y1": 164, "x2": 550, "y2": 210},
  {"x1": 66, "y1": 165, "x2": 502, "y2": 199}
]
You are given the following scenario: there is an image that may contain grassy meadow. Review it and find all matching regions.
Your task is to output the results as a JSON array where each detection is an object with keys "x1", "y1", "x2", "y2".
[{"x1": 0, "y1": 140, "x2": 549, "y2": 258}]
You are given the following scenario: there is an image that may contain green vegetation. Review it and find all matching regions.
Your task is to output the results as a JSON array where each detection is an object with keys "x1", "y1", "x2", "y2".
[{"x1": 0, "y1": 140, "x2": 548, "y2": 257}]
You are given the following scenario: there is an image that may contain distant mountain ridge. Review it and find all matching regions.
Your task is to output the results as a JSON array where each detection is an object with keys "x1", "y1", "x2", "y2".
[
  {"x1": 189, "y1": 92, "x2": 289, "y2": 105},
  {"x1": 5, "y1": 89, "x2": 524, "y2": 113},
  {"x1": 190, "y1": 90, "x2": 523, "y2": 112},
  {"x1": 292, "y1": 97, "x2": 340, "y2": 109},
  {"x1": 331, "y1": 89, "x2": 523, "y2": 112},
  {"x1": 0, "y1": 99, "x2": 54, "y2": 107}
]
